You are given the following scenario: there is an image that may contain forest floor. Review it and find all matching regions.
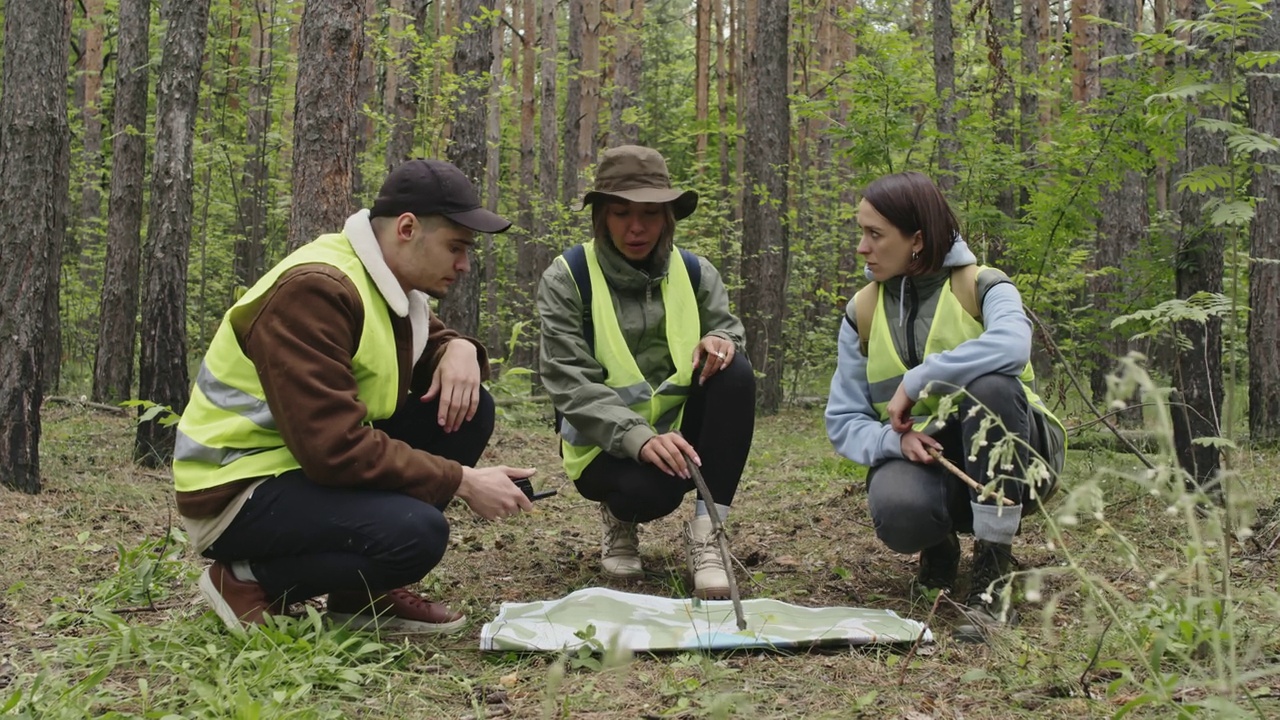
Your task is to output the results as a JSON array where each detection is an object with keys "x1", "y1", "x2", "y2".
[{"x1": 2, "y1": 399, "x2": 1279, "y2": 719}]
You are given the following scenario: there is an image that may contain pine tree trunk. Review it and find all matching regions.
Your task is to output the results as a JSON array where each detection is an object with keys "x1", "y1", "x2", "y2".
[
  {"x1": 93, "y1": 0, "x2": 151, "y2": 404},
  {"x1": 932, "y1": 0, "x2": 959, "y2": 191},
  {"x1": 991, "y1": 0, "x2": 1016, "y2": 259},
  {"x1": 695, "y1": 0, "x2": 711, "y2": 164},
  {"x1": 563, "y1": 0, "x2": 583, "y2": 206},
  {"x1": 609, "y1": 0, "x2": 643, "y2": 145},
  {"x1": 0, "y1": 0, "x2": 72, "y2": 493},
  {"x1": 135, "y1": 0, "x2": 211, "y2": 467},
  {"x1": 287, "y1": 0, "x2": 365, "y2": 252},
  {"x1": 438, "y1": 0, "x2": 494, "y2": 337},
  {"x1": 79, "y1": 0, "x2": 106, "y2": 233},
  {"x1": 740, "y1": 0, "x2": 790, "y2": 413},
  {"x1": 1019, "y1": 0, "x2": 1044, "y2": 212},
  {"x1": 537, "y1": 0, "x2": 558, "y2": 237},
  {"x1": 351, "y1": 0, "x2": 379, "y2": 199},
  {"x1": 1071, "y1": 0, "x2": 1099, "y2": 102},
  {"x1": 484, "y1": 14, "x2": 505, "y2": 353},
  {"x1": 580, "y1": 0, "x2": 601, "y2": 175},
  {"x1": 1088, "y1": 0, "x2": 1146, "y2": 413},
  {"x1": 233, "y1": 0, "x2": 275, "y2": 293},
  {"x1": 1170, "y1": 0, "x2": 1225, "y2": 490},
  {"x1": 1247, "y1": 5, "x2": 1280, "y2": 445},
  {"x1": 512, "y1": 0, "x2": 542, "y2": 373}
]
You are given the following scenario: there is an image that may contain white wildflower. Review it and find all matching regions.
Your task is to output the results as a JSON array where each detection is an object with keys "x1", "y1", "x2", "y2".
[
  {"x1": 1058, "y1": 514, "x2": 1078, "y2": 526},
  {"x1": 1025, "y1": 588, "x2": 1042, "y2": 603}
]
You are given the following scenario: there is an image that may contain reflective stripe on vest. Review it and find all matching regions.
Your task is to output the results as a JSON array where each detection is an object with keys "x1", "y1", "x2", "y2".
[
  {"x1": 172, "y1": 232, "x2": 401, "y2": 493},
  {"x1": 559, "y1": 242, "x2": 701, "y2": 480},
  {"x1": 864, "y1": 271, "x2": 1065, "y2": 437}
]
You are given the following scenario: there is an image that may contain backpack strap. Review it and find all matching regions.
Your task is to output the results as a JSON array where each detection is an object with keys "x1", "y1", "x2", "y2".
[
  {"x1": 563, "y1": 244, "x2": 594, "y2": 353},
  {"x1": 845, "y1": 265, "x2": 985, "y2": 357},
  {"x1": 680, "y1": 248, "x2": 701, "y2": 293},
  {"x1": 949, "y1": 264, "x2": 981, "y2": 322}
]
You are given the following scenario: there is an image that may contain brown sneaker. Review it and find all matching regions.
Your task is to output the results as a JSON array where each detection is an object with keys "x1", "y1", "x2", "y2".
[
  {"x1": 198, "y1": 561, "x2": 275, "y2": 631},
  {"x1": 327, "y1": 588, "x2": 467, "y2": 635}
]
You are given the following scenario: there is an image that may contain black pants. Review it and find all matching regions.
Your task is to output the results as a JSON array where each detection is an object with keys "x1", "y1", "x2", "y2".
[
  {"x1": 203, "y1": 389, "x2": 495, "y2": 604},
  {"x1": 575, "y1": 353, "x2": 756, "y2": 523},
  {"x1": 865, "y1": 374, "x2": 1057, "y2": 554}
]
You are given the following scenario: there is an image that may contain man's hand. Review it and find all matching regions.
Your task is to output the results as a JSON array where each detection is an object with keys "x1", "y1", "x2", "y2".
[
  {"x1": 692, "y1": 336, "x2": 735, "y2": 386},
  {"x1": 456, "y1": 465, "x2": 536, "y2": 521},
  {"x1": 421, "y1": 339, "x2": 481, "y2": 433},
  {"x1": 900, "y1": 431, "x2": 942, "y2": 464},
  {"x1": 640, "y1": 432, "x2": 700, "y2": 479},
  {"x1": 885, "y1": 382, "x2": 917, "y2": 433}
]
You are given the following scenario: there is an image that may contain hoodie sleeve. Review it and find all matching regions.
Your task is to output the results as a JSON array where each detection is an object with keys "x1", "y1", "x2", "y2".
[
  {"x1": 825, "y1": 312, "x2": 906, "y2": 467},
  {"x1": 901, "y1": 281, "x2": 1031, "y2": 400}
]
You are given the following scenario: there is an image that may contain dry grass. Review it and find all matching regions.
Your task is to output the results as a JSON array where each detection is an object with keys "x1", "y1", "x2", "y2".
[{"x1": 2, "y1": 402, "x2": 1278, "y2": 718}]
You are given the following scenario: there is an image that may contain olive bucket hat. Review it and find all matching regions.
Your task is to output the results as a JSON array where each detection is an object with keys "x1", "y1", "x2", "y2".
[{"x1": 580, "y1": 145, "x2": 699, "y2": 220}]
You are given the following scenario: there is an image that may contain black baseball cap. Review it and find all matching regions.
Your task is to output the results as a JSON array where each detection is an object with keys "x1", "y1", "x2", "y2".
[{"x1": 369, "y1": 159, "x2": 512, "y2": 233}]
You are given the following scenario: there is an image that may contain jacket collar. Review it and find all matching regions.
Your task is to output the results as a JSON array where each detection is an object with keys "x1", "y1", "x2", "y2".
[
  {"x1": 344, "y1": 209, "x2": 432, "y2": 362},
  {"x1": 594, "y1": 235, "x2": 670, "y2": 292}
]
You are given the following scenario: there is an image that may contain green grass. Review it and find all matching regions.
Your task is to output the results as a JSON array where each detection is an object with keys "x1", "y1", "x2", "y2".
[{"x1": 3, "y1": 378, "x2": 1280, "y2": 718}]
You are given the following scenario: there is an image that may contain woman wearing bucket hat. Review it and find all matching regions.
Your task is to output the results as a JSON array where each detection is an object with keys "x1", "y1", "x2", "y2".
[{"x1": 536, "y1": 145, "x2": 756, "y2": 599}]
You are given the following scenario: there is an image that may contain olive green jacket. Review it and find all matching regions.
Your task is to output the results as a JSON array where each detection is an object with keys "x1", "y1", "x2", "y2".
[{"x1": 537, "y1": 238, "x2": 745, "y2": 461}]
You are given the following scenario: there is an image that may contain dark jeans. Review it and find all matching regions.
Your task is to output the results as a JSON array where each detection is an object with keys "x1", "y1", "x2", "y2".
[
  {"x1": 865, "y1": 374, "x2": 1056, "y2": 554},
  {"x1": 203, "y1": 389, "x2": 495, "y2": 604},
  {"x1": 575, "y1": 353, "x2": 756, "y2": 523}
]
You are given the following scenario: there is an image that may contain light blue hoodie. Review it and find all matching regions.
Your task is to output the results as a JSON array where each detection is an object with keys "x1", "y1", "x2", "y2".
[{"x1": 824, "y1": 240, "x2": 1032, "y2": 467}]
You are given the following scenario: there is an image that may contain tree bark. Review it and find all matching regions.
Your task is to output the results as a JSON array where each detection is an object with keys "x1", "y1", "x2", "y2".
[
  {"x1": 351, "y1": 0, "x2": 379, "y2": 199},
  {"x1": 609, "y1": 0, "x2": 643, "y2": 145},
  {"x1": 0, "y1": 0, "x2": 72, "y2": 493},
  {"x1": 740, "y1": 0, "x2": 790, "y2": 413},
  {"x1": 1170, "y1": 0, "x2": 1225, "y2": 489},
  {"x1": 932, "y1": 0, "x2": 959, "y2": 191},
  {"x1": 385, "y1": 0, "x2": 431, "y2": 169},
  {"x1": 512, "y1": 0, "x2": 543, "y2": 373},
  {"x1": 563, "y1": 0, "x2": 583, "y2": 206},
  {"x1": 1247, "y1": 4, "x2": 1280, "y2": 445},
  {"x1": 1088, "y1": 0, "x2": 1146, "y2": 411},
  {"x1": 1019, "y1": 0, "x2": 1044, "y2": 212},
  {"x1": 695, "y1": 0, "x2": 712, "y2": 164},
  {"x1": 135, "y1": 0, "x2": 211, "y2": 467},
  {"x1": 579, "y1": 0, "x2": 602, "y2": 174},
  {"x1": 287, "y1": 0, "x2": 365, "y2": 252},
  {"x1": 991, "y1": 0, "x2": 1016, "y2": 257},
  {"x1": 438, "y1": 0, "x2": 494, "y2": 337},
  {"x1": 1071, "y1": 0, "x2": 1099, "y2": 102},
  {"x1": 537, "y1": 0, "x2": 558, "y2": 237},
  {"x1": 93, "y1": 0, "x2": 151, "y2": 404},
  {"x1": 79, "y1": 0, "x2": 106, "y2": 230},
  {"x1": 484, "y1": 14, "x2": 505, "y2": 353}
]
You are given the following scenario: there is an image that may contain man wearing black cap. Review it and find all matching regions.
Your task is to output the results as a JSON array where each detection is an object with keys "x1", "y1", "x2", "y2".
[{"x1": 173, "y1": 159, "x2": 535, "y2": 635}]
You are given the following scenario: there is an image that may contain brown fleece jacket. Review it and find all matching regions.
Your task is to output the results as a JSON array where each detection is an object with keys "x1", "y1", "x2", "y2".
[{"x1": 174, "y1": 263, "x2": 490, "y2": 519}]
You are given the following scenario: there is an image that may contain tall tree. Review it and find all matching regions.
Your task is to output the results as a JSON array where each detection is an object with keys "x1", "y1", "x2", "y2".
[
  {"x1": 385, "y1": 0, "x2": 431, "y2": 169},
  {"x1": 439, "y1": 0, "x2": 494, "y2": 336},
  {"x1": 563, "y1": 0, "x2": 583, "y2": 206},
  {"x1": 990, "y1": 0, "x2": 1017, "y2": 248},
  {"x1": 135, "y1": 0, "x2": 212, "y2": 466},
  {"x1": 0, "y1": 0, "x2": 72, "y2": 493},
  {"x1": 1071, "y1": 0, "x2": 1099, "y2": 102},
  {"x1": 1247, "y1": 4, "x2": 1280, "y2": 445},
  {"x1": 1019, "y1": 0, "x2": 1047, "y2": 210},
  {"x1": 1088, "y1": 0, "x2": 1146, "y2": 408},
  {"x1": 579, "y1": 0, "x2": 602, "y2": 175},
  {"x1": 932, "y1": 0, "x2": 959, "y2": 190},
  {"x1": 512, "y1": 0, "x2": 542, "y2": 372},
  {"x1": 536, "y1": 0, "x2": 559, "y2": 234},
  {"x1": 740, "y1": 0, "x2": 790, "y2": 413},
  {"x1": 1170, "y1": 0, "x2": 1226, "y2": 489},
  {"x1": 695, "y1": 0, "x2": 712, "y2": 164},
  {"x1": 93, "y1": 0, "x2": 151, "y2": 404},
  {"x1": 351, "y1": 0, "x2": 378, "y2": 199},
  {"x1": 287, "y1": 0, "x2": 365, "y2": 252},
  {"x1": 609, "y1": 0, "x2": 643, "y2": 145},
  {"x1": 483, "y1": 14, "x2": 505, "y2": 353},
  {"x1": 233, "y1": 0, "x2": 277, "y2": 292}
]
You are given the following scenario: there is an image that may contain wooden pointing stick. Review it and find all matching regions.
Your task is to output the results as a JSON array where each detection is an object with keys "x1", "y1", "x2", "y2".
[
  {"x1": 684, "y1": 453, "x2": 747, "y2": 631},
  {"x1": 927, "y1": 448, "x2": 1017, "y2": 506}
]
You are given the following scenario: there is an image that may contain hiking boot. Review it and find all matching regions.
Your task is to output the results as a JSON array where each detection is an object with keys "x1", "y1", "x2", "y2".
[
  {"x1": 954, "y1": 540, "x2": 1016, "y2": 643},
  {"x1": 912, "y1": 532, "x2": 961, "y2": 597},
  {"x1": 599, "y1": 503, "x2": 643, "y2": 577},
  {"x1": 685, "y1": 515, "x2": 731, "y2": 600},
  {"x1": 199, "y1": 561, "x2": 275, "y2": 631},
  {"x1": 327, "y1": 587, "x2": 467, "y2": 635}
]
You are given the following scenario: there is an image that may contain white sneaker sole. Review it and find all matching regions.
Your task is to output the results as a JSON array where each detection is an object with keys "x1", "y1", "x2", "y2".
[
  {"x1": 198, "y1": 567, "x2": 248, "y2": 632},
  {"x1": 326, "y1": 610, "x2": 468, "y2": 636}
]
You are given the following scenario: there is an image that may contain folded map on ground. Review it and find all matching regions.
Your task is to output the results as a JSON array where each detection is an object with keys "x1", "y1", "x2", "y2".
[{"x1": 480, "y1": 587, "x2": 931, "y2": 652}]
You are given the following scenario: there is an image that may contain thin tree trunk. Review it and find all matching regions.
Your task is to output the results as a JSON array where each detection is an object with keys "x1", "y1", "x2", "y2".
[
  {"x1": 79, "y1": 0, "x2": 106, "y2": 229},
  {"x1": 991, "y1": 0, "x2": 1016, "y2": 257},
  {"x1": 512, "y1": 0, "x2": 541, "y2": 373},
  {"x1": 1247, "y1": 4, "x2": 1280, "y2": 445},
  {"x1": 385, "y1": 0, "x2": 431, "y2": 169},
  {"x1": 1153, "y1": 0, "x2": 1169, "y2": 212},
  {"x1": 1088, "y1": 0, "x2": 1146, "y2": 415},
  {"x1": 93, "y1": 0, "x2": 151, "y2": 404},
  {"x1": 1071, "y1": 0, "x2": 1099, "y2": 102},
  {"x1": 1170, "y1": 0, "x2": 1225, "y2": 490},
  {"x1": 352, "y1": 0, "x2": 379, "y2": 199},
  {"x1": 135, "y1": 0, "x2": 212, "y2": 467},
  {"x1": 740, "y1": 0, "x2": 790, "y2": 413},
  {"x1": 287, "y1": 0, "x2": 365, "y2": 252},
  {"x1": 695, "y1": 0, "x2": 712, "y2": 164},
  {"x1": 579, "y1": 0, "x2": 601, "y2": 178},
  {"x1": 0, "y1": 0, "x2": 72, "y2": 493},
  {"x1": 438, "y1": 0, "x2": 494, "y2": 337},
  {"x1": 564, "y1": 0, "x2": 583, "y2": 206},
  {"x1": 484, "y1": 13, "x2": 504, "y2": 353},
  {"x1": 932, "y1": 0, "x2": 959, "y2": 191},
  {"x1": 1019, "y1": 0, "x2": 1044, "y2": 212},
  {"x1": 609, "y1": 0, "x2": 643, "y2": 145},
  {"x1": 537, "y1": 0, "x2": 558, "y2": 232},
  {"x1": 716, "y1": 0, "x2": 732, "y2": 263}
]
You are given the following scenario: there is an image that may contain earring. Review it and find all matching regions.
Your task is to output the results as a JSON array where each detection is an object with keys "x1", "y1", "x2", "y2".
[{"x1": 911, "y1": 251, "x2": 919, "y2": 261}]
